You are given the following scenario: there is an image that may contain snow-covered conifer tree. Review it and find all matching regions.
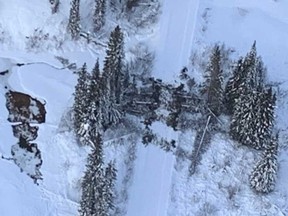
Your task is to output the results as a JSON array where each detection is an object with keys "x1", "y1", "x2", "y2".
[
  {"x1": 88, "y1": 26, "x2": 125, "y2": 130},
  {"x1": 82, "y1": 57, "x2": 123, "y2": 136},
  {"x1": 224, "y1": 41, "x2": 258, "y2": 115},
  {"x1": 103, "y1": 161, "x2": 117, "y2": 214},
  {"x1": 228, "y1": 42, "x2": 273, "y2": 149},
  {"x1": 254, "y1": 87, "x2": 276, "y2": 148},
  {"x1": 230, "y1": 86, "x2": 275, "y2": 149},
  {"x1": 79, "y1": 134, "x2": 108, "y2": 216},
  {"x1": 73, "y1": 63, "x2": 90, "y2": 138},
  {"x1": 68, "y1": 0, "x2": 81, "y2": 39},
  {"x1": 224, "y1": 57, "x2": 245, "y2": 114},
  {"x1": 88, "y1": 59, "x2": 101, "y2": 109},
  {"x1": 230, "y1": 89, "x2": 258, "y2": 148},
  {"x1": 78, "y1": 60, "x2": 102, "y2": 144},
  {"x1": 102, "y1": 25, "x2": 125, "y2": 104},
  {"x1": 202, "y1": 45, "x2": 223, "y2": 117},
  {"x1": 93, "y1": 0, "x2": 106, "y2": 32},
  {"x1": 250, "y1": 136, "x2": 278, "y2": 193}
]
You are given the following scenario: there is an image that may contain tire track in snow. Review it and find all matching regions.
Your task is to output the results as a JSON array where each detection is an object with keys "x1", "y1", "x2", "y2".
[
  {"x1": 155, "y1": 0, "x2": 200, "y2": 215},
  {"x1": 114, "y1": 135, "x2": 137, "y2": 216},
  {"x1": 153, "y1": 0, "x2": 200, "y2": 83},
  {"x1": 126, "y1": 1, "x2": 201, "y2": 215}
]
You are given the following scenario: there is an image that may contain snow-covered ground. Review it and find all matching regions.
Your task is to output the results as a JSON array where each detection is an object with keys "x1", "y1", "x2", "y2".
[
  {"x1": 153, "y1": 0, "x2": 199, "y2": 82},
  {"x1": 1, "y1": 0, "x2": 288, "y2": 215},
  {"x1": 0, "y1": 58, "x2": 83, "y2": 215},
  {"x1": 126, "y1": 122, "x2": 178, "y2": 216}
]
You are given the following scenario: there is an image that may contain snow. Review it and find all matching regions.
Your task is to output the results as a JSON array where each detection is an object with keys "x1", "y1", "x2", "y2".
[
  {"x1": 127, "y1": 145, "x2": 172, "y2": 216},
  {"x1": 153, "y1": 0, "x2": 200, "y2": 83},
  {"x1": 0, "y1": 161, "x2": 47, "y2": 216},
  {"x1": 1, "y1": 0, "x2": 288, "y2": 215}
]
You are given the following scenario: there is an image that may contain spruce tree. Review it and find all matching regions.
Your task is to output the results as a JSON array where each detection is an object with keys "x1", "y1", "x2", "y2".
[
  {"x1": 224, "y1": 42, "x2": 258, "y2": 115},
  {"x1": 254, "y1": 87, "x2": 276, "y2": 149},
  {"x1": 102, "y1": 25, "x2": 125, "y2": 105},
  {"x1": 230, "y1": 89, "x2": 258, "y2": 148},
  {"x1": 79, "y1": 134, "x2": 108, "y2": 216},
  {"x1": 73, "y1": 63, "x2": 90, "y2": 138},
  {"x1": 88, "y1": 26, "x2": 125, "y2": 130},
  {"x1": 202, "y1": 45, "x2": 223, "y2": 117},
  {"x1": 228, "y1": 42, "x2": 271, "y2": 149},
  {"x1": 224, "y1": 57, "x2": 245, "y2": 114},
  {"x1": 250, "y1": 136, "x2": 278, "y2": 193},
  {"x1": 242, "y1": 42, "x2": 259, "y2": 90},
  {"x1": 88, "y1": 58, "x2": 122, "y2": 134},
  {"x1": 88, "y1": 59, "x2": 101, "y2": 107},
  {"x1": 230, "y1": 86, "x2": 275, "y2": 150},
  {"x1": 68, "y1": 0, "x2": 81, "y2": 39},
  {"x1": 255, "y1": 57, "x2": 266, "y2": 91},
  {"x1": 79, "y1": 60, "x2": 101, "y2": 144},
  {"x1": 93, "y1": 0, "x2": 106, "y2": 32},
  {"x1": 103, "y1": 161, "x2": 117, "y2": 214}
]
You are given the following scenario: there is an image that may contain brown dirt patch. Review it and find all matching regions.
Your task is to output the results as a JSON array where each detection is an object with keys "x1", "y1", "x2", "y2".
[{"x1": 6, "y1": 91, "x2": 46, "y2": 123}]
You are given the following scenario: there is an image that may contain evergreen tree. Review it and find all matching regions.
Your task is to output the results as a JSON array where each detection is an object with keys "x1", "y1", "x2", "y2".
[
  {"x1": 85, "y1": 26, "x2": 126, "y2": 130},
  {"x1": 102, "y1": 25, "x2": 125, "y2": 105},
  {"x1": 250, "y1": 136, "x2": 278, "y2": 193},
  {"x1": 224, "y1": 57, "x2": 245, "y2": 114},
  {"x1": 88, "y1": 58, "x2": 123, "y2": 136},
  {"x1": 88, "y1": 59, "x2": 101, "y2": 108},
  {"x1": 103, "y1": 161, "x2": 117, "y2": 214},
  {"x1": 228, "y1": 42, "x2": 273, "y2": 149},
  {"x1": 230, "y1": 89, "x2": 259, "y2": 148},
  {"x1": 241, "y1": 42, "x2": 259, "y2": 91},
  {"x1": 68, "y1": 0, "x2": 81, "y2": 39},
  {"x1": 79, "y1": 134, "x2": 108, "y2": 216},
  {"x1": 230, "y1": 86, "x2": 276, "y2": 149},
  {"x1": 73, "y1": 63, "x2": 90, "y2": 138},
  {"x1": 93, "y1": 0, "x2": 106, "y2": 32},
  {"x1": 224, "y1": 42, "x2": 258, "y2": 115},
  {"x1": 79, "y1": 60, "x2": 101, "y2": 144},
  {"x1": 256, "y1": 87, "x2": 276, "y2": 147},
  {"x1": 255, "y1": 57, "x2": 267, "y2": 91},
  {"x1": 202, "y1": 45, "x2": 223, "y2": 117}
]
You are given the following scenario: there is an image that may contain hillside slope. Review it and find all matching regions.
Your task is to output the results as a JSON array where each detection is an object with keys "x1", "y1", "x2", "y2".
[{"x1": 0, "y1": 0, "x2": 288, "y2": 216}]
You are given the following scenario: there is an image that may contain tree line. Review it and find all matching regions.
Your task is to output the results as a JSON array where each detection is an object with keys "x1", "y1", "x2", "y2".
[{"x1": 203, "y1": 42, "x2": 278, "y2": 193}]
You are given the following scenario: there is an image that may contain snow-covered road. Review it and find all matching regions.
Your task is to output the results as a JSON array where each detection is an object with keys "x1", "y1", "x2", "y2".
[
  {"x1": 153, "y1": 0, "x2": 200, "y2": 83},
  {"x1": 126, "y1": 1, "x2": 200, "y2": 215}
]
